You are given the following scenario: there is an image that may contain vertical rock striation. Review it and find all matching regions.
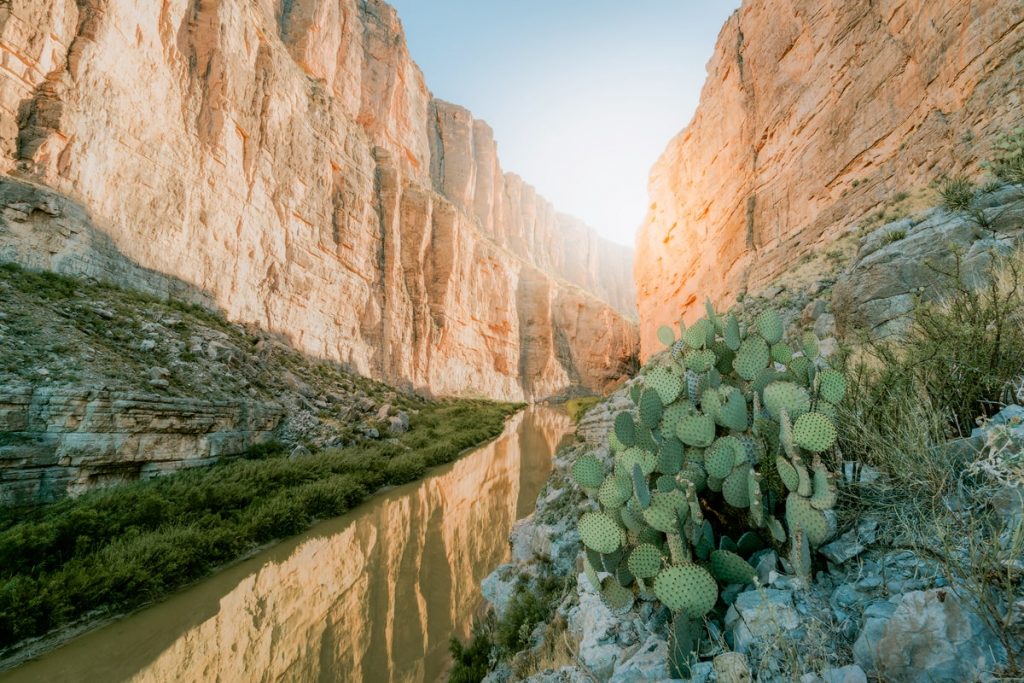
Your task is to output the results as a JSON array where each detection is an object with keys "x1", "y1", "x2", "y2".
[
  {"x1": 635, "y1": 0, "x2": 1024, "y2": 358},
  {"x1": 0, "y1": 0, "x2": 638, "y2": 400}
]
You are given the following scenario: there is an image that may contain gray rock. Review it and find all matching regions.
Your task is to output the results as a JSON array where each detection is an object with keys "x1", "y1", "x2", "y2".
[
  {"x1": 800, "y1": 666, "x2": 867, "y2": 683},
  {"x1": 713, "y1": 652, "x2": 752, "y2": 683},
  {"x1": 519, "y1": 667, "x2": 591, "y2": 683},
  {"x1": 480, "y1": 563, "x2": 519, "y2": 619},
  {"x1": 149, "y1": 367, "x2": 170, "y2": 381},
  {"x1": 387, "y1": 411, "x2": 409, "y2": 434},
  {"x1": 139, "y1": 339, "x2": 157, "y2": 352},
  {"x1": 752, "y1": 549, "x2": 778, "y2": 585},
  {"x1": 288, "y1": 445, "x2": 311, "y2": 460},
  {"x1": 148, "y1": 378, "x2": 169, "y2": 390},
  {"x1": 853, "y1": 589, "x2": 1007, "y2": 682},
  {"x1": 569, "y1": 574, "x2": 628, "y2": 680},
  {"x1": 820, "y1": 518, "x2": 878, "y2": 565},
  {"x1": 820, "y1": 530, "x2": 865, "y2": 565},
  {"x1": 609, "y1": 635, "x2": 677, "y2": 682},
  {"x1": 725, "y1": 589, "x2": 800, "y2": 654},
  {"x1": 813, "y1": 313, "x2": 836, "y2": 339}
]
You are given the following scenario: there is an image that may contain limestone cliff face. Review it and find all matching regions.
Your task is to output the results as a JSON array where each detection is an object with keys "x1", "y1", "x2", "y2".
[
  {"x1": 635, "y1": 0, "x2": 1024, "y2": 357},
  {"x1": 0, "y1": 0, "x2": 638, "y2": 400}
]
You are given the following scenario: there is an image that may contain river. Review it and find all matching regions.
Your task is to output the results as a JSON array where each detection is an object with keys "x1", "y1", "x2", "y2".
[{"x1": 1, "y1": 406, "x2": 574, "y2": 683}]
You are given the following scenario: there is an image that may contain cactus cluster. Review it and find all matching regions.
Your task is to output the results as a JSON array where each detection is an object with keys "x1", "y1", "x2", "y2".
[{"x1": 571, "y1": 301, "x2": 844, "y2": 670}]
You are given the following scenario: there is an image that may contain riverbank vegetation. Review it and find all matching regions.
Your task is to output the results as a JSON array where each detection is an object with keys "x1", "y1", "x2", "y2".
[{"x1": 0, "y1": 398, "x2": 520, "y2": 652}]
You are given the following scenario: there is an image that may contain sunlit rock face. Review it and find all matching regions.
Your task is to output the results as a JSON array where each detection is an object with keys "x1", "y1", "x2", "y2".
[
  {"x1": 0, "y1": 0, "x2": 638, "y2": 400},
  {"x1": 635, "y1": 0, "x2": 1024, "y2": 358}
]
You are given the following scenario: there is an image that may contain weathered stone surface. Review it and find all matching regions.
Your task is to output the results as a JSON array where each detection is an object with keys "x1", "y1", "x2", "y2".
[
  {"x1": 833, "y1": 189, "x2": 1024, "y2": 336},
  {"x1": 635, "y1": 0, "x2": 1024, "y2": 357},
  {"x1": 0, "y1": 0, "x2": 637, "y2": 401},
  {"x1": 853, "y1": 589, "x2": 1007, "y2": 682},
  {"x1": 0, "y1": 387, "x2": 283, "y2": 505},
  {"x1": 724, "y1": 589, "x2": 801, "y2": 654}
]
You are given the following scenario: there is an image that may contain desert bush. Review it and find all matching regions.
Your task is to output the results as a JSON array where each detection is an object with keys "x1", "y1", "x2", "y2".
[
  {"x1": 836, "y1": 249, "x2": 1024, "y2": 675},
  {"x1": 839, "y1": 249, "x2": 1024, "y2": 445},
  {"x1": 0, "y1": 399, "x2": 520, "y2": 650},
  {"x1": 565, "y1": 396, "x2": 601, "y2": 423},
  {"x1": 988, "y1": 128, "x2": 1024, "y2": 186},
  {"x1": 940, "y1": 175, "x2": 977, "y2": 212}
]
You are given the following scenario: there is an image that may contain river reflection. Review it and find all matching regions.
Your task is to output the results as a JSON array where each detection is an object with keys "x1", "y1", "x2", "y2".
[{"x1": 2, "y1": 406, "x2": 574, "y2": 683}]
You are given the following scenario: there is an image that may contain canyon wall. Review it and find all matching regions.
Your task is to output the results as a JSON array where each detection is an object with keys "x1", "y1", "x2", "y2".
[
  {"x1": 635, "y1": 0, "x2": 1024, "y2": 357},
  {"x1": 0, "y1": 0, "x2": 638, "y2": 400}
]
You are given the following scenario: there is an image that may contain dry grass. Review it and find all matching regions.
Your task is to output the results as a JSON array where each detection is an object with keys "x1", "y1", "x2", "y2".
[{"x1": 836, "y1": 248, "x2": 1024, "y2": 675}]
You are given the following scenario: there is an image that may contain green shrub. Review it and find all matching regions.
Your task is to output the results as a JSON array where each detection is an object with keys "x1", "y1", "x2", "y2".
[
  {"x1": 0, "y1": 399, "x2": 520, "y2": 650},
  {"x1": 565, "y1": 396, "x2": 601, "y2": 423},
  {"x1": 882, "y1": 229, "x2": 907, "y2": 244},
  {"x1": 840, "y1": 249, "x2": 1024, "y2": 443},
  {"x1": 988, "y1": 128, "x2": 1024, "y2": 185},
  {"x1": 940, "y1": 175, "x2": 977, "y2": 212}
]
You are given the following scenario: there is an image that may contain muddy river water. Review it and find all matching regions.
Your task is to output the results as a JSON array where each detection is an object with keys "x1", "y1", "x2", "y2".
[{"x1": 2, "y1": 406, "x2": 574, "y2": 683}]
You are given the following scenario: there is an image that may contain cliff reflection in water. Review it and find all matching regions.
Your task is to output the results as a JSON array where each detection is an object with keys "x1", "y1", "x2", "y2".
[{"x1": 4, "y1": 406, "x2": 574, "y2": 683}]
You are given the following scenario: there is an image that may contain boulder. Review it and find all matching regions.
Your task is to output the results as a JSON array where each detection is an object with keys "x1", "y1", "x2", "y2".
[{"x1": 853, "y1": 589, "x2": 1007, "y2": 682}]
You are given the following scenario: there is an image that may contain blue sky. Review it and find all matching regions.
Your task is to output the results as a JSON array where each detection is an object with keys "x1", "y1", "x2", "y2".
[{"x1": 389, "y1": 1, "x2": 741, "y2": 246}]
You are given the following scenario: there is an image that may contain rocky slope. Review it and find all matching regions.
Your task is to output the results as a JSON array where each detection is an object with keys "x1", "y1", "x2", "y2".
[
  {"x1": 0, "y1": 0, "x2": 638, "y2": 400},
  {"x1": 0, "y1": 263, "x2": 435, "y2": 505},
  {"x1": 635, "y1": 0, "x2": 1024, "y2": 357}
]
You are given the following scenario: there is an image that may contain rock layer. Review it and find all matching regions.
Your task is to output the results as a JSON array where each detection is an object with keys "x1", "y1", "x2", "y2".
[
  {"x1": 0, "y1": 0, "x2": 638, "y2": 400},
  {"x1": 635, "y1": 0, "x2": 1024, "y2": 357},
  {"x1": 0, "y1": 387, "x2": 284, "y2": 506}
]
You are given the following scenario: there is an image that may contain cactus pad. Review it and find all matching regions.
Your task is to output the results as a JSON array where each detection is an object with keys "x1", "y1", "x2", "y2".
[
  {"x1": 723, "y1": 315, "x2": 741, "y2": 351},
  {"x1": 771, "y1": 342, "x2": 793, "y2": 365},
  {"x1": 599, "y1": 475, "x2": 632, "y2": 509},
  {"x1": 801, "y1": 331, "x2": 819, "y2": 360},
  {"x1": 683, "y1": 319, "x2": 712, "y2": 349},
  {"x1": 763, "y1": 381, "x2": 811, "y2": 421},
  {"x1": 718, "y1": 387, "x2": 749, "y2": 431},
  {"x1": 614, "y1": 412, "x2": 636, "y2": 447},
  {"x1": 793, "y1": 412, "x2": 837, "y2": 452},
  {"x1": 639, "y1": 389, "x2": 664, "y2": 429},
  {"x1": 785, "y1": 493, "x2": 831, "y2": 547},
  {"x1": 776, "y1": 456, "x2": 800, "y2": 492},
  {"x1": 684, "y1": 349, "x2": 715, "y2": 373},
  {"x1": 722, "y1": 465, "x2": 751, "y2": 508},
  {"x1": 734, "y1": 337, "x2": 770, "y2": 380},
  {"x1": 653, "y1": 563, "x2": 718, "y2": 617},
  {"x1": 656, "y1": 438, "x2": 684, "y2": 475},
  {"x1": 642, "y1": 498, "x2": 679, "y2": 533},
  {"x1": 628, "y1": 543, "x2": 664, "y2": 579},
  {"x1": 710, "y1": 549, "x2": 756, "y2": 585},
  {"x1": 817, "y1": 369, "x2": 846, "y2": 405},
  {"x1": 657, "y1": 325, "x2": 677, "y2": 347},
  {"x1": 677, "y1": 413, "x2": 715, "y2": 447},
  {"x1": 706, "y1": 437, "x2": 739, "y2": 479},
  {"x1": 578, "y1": 511, "x2": 625, "y2": 554},
  {"x1": 766, "y1": 515, "x2": 787, "y2": 543},
  {"x1": 810, "y1": 461, "x2": 837, "y2": 510},
  {"x1": 572, "y1": 454, "x2": 605, "y2": 489},
  {"x1": 756, "y1": 310, "x2": 784, "y2": 344},
  {"x1": 600, "y1": 576, "x2": 635, "y2": 613},
  {"x1": 646, "y1": 367, "x2": 683, "y2": 405},
  {"x1": 656, "y1": 475, "x2": 678, "y2": 493},
  {"x1": 632, "y1": 463, "x2": 652, "y2": 508}
]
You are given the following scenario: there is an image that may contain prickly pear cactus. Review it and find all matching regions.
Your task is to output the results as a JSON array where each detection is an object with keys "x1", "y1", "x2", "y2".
[{"x1": 572, "y1": 300, "x2": 845, "y2": 655}]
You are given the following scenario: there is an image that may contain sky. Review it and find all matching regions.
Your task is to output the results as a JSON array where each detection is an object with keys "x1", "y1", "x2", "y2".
[{"x1": 389, "y1": 1, "x2": 741, "y2": 247}]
